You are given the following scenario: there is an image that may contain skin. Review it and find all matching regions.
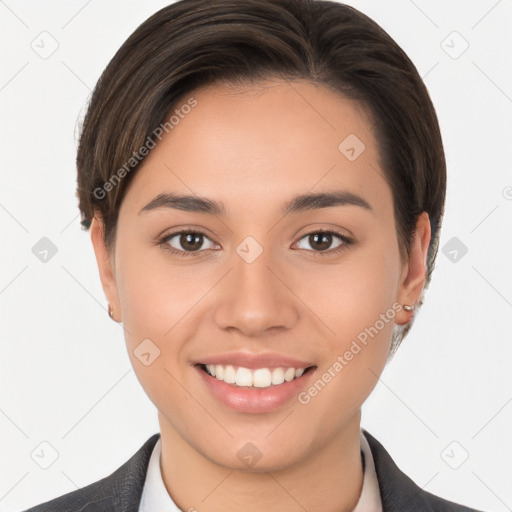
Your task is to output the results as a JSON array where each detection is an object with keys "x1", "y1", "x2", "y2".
[{"x1": 90, "y1": 78, "x2": 430, "y2": 512}]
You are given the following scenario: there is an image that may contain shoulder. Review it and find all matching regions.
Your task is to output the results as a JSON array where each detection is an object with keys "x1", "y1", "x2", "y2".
[
  {"x1": 22, "y1": 430, "x2": 487, "y2": 512},
  {"x1": 363, "y1": 430, "x2": 485, "y2": 512},
  {"x1": 21, "y1": 433, "x2": 160, "y2": 512}
]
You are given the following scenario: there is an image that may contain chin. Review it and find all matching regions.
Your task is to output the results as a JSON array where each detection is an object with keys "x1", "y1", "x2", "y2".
[{"x1": 204, "y1": 445, "x2": 305, "y2": 473}]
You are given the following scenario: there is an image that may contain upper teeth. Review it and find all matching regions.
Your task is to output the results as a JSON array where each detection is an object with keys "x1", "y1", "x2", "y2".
[{"x1": 205, "y1": 364, "x2": 306, "y2": 388}]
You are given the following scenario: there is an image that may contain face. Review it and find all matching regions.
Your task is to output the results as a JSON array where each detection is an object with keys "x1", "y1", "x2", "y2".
[{"x1": 91, "y1": 78, "x2": 430, "y2": 472}]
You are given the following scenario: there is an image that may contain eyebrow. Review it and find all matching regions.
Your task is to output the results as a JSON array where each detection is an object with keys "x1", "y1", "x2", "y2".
[{"x1": 138, "y1": 189, "x2": 373, "y2": 217}]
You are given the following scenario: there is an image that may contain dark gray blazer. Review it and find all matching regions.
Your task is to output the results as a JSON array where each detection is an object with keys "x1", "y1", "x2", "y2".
[{"x1": 22, "y1": 430, "x2": 484, "y2": 511}]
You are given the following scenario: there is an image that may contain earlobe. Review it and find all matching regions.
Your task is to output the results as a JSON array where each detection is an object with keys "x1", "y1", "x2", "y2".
[
  {"x1": 90, "y1": 214, "x2": 121, "y2": 322},
  {"x1": 396, "y1": 212, "x2": 431, "y2": 325}
]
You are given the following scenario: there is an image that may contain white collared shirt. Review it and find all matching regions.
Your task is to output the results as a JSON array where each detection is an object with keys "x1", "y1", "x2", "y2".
[{"x1": 139, "y1": 430, "x2": 383, "y2": 511}]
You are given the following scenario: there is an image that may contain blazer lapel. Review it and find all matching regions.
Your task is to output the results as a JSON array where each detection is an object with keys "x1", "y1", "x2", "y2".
[
  {"x1": 106, "y1": 433, "x2": 161, "y2": 511},
  {"x1": 24, "y1": 433, "x2": 160, "y2": 512},
  {"x1": 363, "y1": 429, "x2": 440, "y2": 511},
  {"x1": 362, "y1": 429, "x2": 481, "y2": 512}
]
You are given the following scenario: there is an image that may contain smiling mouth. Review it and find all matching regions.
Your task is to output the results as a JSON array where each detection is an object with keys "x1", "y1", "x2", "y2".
[{"x1": 197, "y1": 363, "x2": 316, "y2": 388}]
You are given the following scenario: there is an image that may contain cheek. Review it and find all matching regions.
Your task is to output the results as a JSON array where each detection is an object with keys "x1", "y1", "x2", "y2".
[
  {"x1": 114, "y1": 245, "x2": 192, "y2": 416},
  {"x1": 114, "y1": 241, "x2": 217, "y2": 364},
  {"x1": 114, "y1": 238, "x2": 177, "y2": 347},
  {"x1": 298, "y1": 235, "x2": 400, "y2": 409},
  {"x1": 302, "y1": 241, "x2": 401, "y2": 341}
]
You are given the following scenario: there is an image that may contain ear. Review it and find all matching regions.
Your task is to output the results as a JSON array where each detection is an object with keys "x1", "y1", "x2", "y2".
[
  {"x1": 90, "y1": 213, "x2": 121, "y2": 323},
  {"x1": 395, "y1": 211, "x2": 431, "y2": 326}
]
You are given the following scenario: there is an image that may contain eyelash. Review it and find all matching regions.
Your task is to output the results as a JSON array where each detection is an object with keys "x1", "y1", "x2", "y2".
[{"x1": 158, "y1": 228, "x2": 353, "y2": 258}]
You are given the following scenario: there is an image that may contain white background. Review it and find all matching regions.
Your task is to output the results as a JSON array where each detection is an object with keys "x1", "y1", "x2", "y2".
[{"x1": 1, "y1": 1, "x2": 511, "y2": 511}]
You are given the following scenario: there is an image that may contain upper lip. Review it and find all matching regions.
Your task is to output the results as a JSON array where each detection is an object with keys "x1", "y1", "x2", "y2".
[{"x1": 194, "y1": 351, "x2": 315, "y2": 370}]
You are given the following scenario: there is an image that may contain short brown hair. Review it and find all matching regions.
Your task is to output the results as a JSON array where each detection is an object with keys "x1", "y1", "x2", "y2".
[{"x1": 76, "y1": 0, "x2": 446, "y2": 354}]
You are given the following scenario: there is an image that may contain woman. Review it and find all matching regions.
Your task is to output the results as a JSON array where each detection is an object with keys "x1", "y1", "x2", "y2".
[{"x1": 23, "y1": 0, "x2": 484, "y2": 510}]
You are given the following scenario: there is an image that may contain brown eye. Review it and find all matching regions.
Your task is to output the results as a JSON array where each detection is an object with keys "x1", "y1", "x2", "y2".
[
  {"x1": 161, "y1": 230, "x2": 217, "y2": 254},
  {"x1": 295, "y1": 230, "x2": 352, "y2": 255},
  {"x1": 178, "y1": 232, "x2": 204, "y2": 251},
  {"x1": 309, "y1": 232, "x2": 335, "y2": 251}
]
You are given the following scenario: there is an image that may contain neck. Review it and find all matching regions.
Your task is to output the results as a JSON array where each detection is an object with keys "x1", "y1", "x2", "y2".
[{"x1": 158, "y1": 410, "x2": 364, "y2": 512}]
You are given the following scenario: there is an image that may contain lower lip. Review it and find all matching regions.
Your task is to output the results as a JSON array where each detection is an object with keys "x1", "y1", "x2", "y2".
[{"x1": 196, "y1": 366, "x2": 315, "y2": 413}]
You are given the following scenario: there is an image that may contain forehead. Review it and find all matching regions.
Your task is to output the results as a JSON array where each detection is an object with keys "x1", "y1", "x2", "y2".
[{"x1": 121, "y1": 78, "x2": 391, "y2": 217}]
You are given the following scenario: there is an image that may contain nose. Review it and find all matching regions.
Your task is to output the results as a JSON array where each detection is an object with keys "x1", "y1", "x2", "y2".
[{"x1": 214, "y1": 246, "x2": 300, "y2": 338}]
